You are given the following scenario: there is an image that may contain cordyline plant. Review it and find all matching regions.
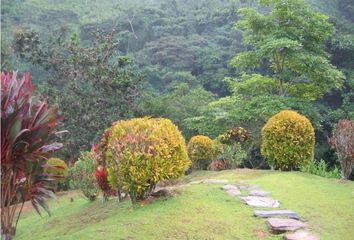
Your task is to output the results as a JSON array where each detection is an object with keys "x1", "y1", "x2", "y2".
[
  {"x1": 1, "y1": 72, "x2": 64, "y2": 239},
  {"x1": 328, "y1": 119, "x2": 354, "y2": 179}
]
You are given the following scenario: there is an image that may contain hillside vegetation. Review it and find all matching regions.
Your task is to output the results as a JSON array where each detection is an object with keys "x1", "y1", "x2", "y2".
[
  {"x1": 2, "y1": 0, "x2": 353, "y2": 165},
  {"x1": 1, "y1": 1, "x2": 354, "y2": 239}
]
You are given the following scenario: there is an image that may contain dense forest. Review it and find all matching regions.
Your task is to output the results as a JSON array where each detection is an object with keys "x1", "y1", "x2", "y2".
[{"x1": 1, "y1": 0, "x2": 353, "y2": 171}]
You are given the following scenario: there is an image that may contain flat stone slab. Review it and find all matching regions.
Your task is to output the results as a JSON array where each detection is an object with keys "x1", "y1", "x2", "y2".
[
  {"x1": 226, "y1": 189, "x2": 242, "y2": 196},
  {"x1": 250, "y1": 190, "x2": 271, "y2": 197},
  {"x1": 267, "y1": 218, "x2": 308, "y2": 233},
  {"x1": 203, "y1": 179, "x2": 229, "y2": 184},
  {"x1": 241, "y1": 196, "x2": 280, "y2": 208},
  {"x1": 284, "y1": 230, "x2": 320, "y2": 240},
  {"x1": 254, "y1": 210, "x2": 299, "y2": 219},
  {"x1": 221, "y1": 184, "x2": 239, "y2": 191},
  {"x1": 239, "y1": 185, "x2": 259, "y2": 190}
]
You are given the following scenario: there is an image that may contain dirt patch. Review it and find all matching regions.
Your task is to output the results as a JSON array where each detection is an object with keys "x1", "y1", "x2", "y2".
[
  {"x1": 255, "y1": 229, "x2": 267, "y2": 239},
  {"x1": 157, "y1": 179, "x2": 181, "y2": 187},
  {"x1": 138, "y1": 188, "x2": 181, "y2": 205},
  {"x1": 18, "y1": 201, "x2": 33, "y2": 214}
]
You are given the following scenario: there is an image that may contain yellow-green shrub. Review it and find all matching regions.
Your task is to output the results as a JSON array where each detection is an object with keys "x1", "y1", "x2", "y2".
[
  {"x1": 218, "y1": 127, "x2": 250, "y2": 145},
  {"x1": 188, "y1": 135, "x2": 215, "y2": 169},
  {"x1": 45, "y1": 158, "x2": 69, "y2": 183},
  {"x1": 261, "y1": 110, "x2": 315, "y2": 170},
  {"x1": 106, "y1": 117, "x2": 190, "y2": 202}
]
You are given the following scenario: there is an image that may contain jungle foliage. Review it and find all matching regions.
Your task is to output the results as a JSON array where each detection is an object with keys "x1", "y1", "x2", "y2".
[{"x1": 1, "y1": 0, "x2": 353, "y2": 176}]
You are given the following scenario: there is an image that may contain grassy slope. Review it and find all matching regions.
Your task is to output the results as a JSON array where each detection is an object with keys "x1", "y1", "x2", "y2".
[{"x1": 15, "y1": 169, "x2": 354, "y2": 240}]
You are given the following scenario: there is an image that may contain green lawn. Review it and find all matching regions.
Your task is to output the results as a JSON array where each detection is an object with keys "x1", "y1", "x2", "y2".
[{"x1": 15, "y1": 169, "x2": 354, "y2": 240}]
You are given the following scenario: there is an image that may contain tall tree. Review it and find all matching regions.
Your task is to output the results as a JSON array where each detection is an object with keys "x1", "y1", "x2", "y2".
[
  {"x1": 230, "y1": 0, "x2": 344, "y2": 100},
  {"x1": 13, "y1": 28, "x2": 143, "y2": 159}
]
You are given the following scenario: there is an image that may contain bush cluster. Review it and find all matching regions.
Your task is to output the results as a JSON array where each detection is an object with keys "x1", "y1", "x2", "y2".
[
  {"x1": 218, "y1": 127, "x2": 250, "y2": 145},
  {"x1": 104, "y1": 117, "x2": 190, "y2": 202},
  {"x1": 211, "y1": 128, "x2": 251, "y2": 170},
  {"x1": 261, "y1": 110, "x2": 315, "y2": 170},
  {"x1": 222, "y1": 144, "x2": 248, "y2": 168},
  {"x1": 187, "y1": 135, "x2": 215, "y2": 170},
  {"x1": 70, "y1": 152, "x2": 99, "y2": 201}
]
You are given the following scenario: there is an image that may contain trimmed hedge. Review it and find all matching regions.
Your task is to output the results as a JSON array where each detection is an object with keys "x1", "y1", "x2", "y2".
[
  {"x1": 261, "y1": 110, "x2": 315, "y2": 170},
  {"x1": 105, "y1": 117, "x2": 190, "y2": 202},
  {"x1": 188, "y1": 135, "x2": 215, "y2": 169}
]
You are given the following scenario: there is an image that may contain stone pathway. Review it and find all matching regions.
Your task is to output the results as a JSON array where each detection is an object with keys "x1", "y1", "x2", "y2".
[
  {"x1": 267, "y1": 218, "x2": 308, "y2": 233},
  {"x1": 240, "y1": 196, "x2": 280, "y2": 208},
  {"x1": 186, "y1": 178, "x2": 319, "y2": 239},
  {"x1": 221, "y1": 184, "x2": 238, "y2": 190},
  {"x1": 226, "y1": 189, "x2": 242, "y2": 196},
  {"x1": 217, "y1": 181, "x2": 319, "y2": 240},
  {"x1": 254, "y1": 210, "x2": 299, "y2": 219},
  {"x1": 249, "y1": 190, "x2": 271, "y2": 197},
  {"x1": 284, "y1": 230, "x2": 320, "y2": 240}
]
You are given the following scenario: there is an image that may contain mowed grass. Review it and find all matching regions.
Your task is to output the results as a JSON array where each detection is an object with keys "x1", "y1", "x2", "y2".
[{"x1": 15, "y1": 169, "x2": 354, "y2": 240}]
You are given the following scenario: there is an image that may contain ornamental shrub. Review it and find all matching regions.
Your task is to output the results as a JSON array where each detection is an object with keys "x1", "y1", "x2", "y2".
[
  {"x1": 213, "y1": 142, "x2": 248, "y2": 170},
  {"x1": 70, "y1": 152, "x2": 99, "y2": 201},
  {"x1": 188, "y1": 135, "x2": 215, "y2": 169},
  {"x1": 95, "y1": 166, "x2": 114, "y2": 200},
  {"x1": 261, "y1": 110, "x2": 315, "y2": 170},
  {"x1": 1, "y1": 72, "x2": 63, "y2": 239},
  {"x1": 105, "y1": 117, "x2": 190, "y2": 202},
  {"x1": 45, "y1": 158, "x2": 69, "y2": 183},
  {"x1": 92, "y1": 127, "x2": 112, "y2": 166},
  {"x1": 328, "y1": 119, "x2": 354, "y2": 179},
  {"x1": 218, "y1": 127, "x2": 250, "y2": 145}
]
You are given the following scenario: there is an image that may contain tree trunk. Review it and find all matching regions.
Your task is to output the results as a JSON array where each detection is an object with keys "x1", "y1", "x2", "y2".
[{"x1": 279, "y1": 78, "x2": 285, "y2": 96}]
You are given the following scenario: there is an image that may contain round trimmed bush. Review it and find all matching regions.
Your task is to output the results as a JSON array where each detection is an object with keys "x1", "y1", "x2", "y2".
[
  {"x1": 105, "y1": 117, "x2": 190, "y2": 202},
  {"x1": 261, "y1": 110, "x2": 315, "y2": 170},
  {"x1": 45, "y1": 158, "x2": 68, "y2": 182},
  {"x1": 188, "y1": 135, "x2": 215, "y2": 169}
]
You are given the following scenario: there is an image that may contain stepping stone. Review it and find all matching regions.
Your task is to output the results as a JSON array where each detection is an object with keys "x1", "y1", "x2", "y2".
[
  {"x1": 284, "y1": 230, "x2": 320, "y2": 240},
  {"x1": 250, "y1": 190, "x2": 271, "y2": 197},
  {"x1": 254, "y1": 210, "x2": 299, "y2": 219},
  {"x1": 241, "y1": 196, "x2": 280, "y2": 208},
  {"x1": 221, "y1": 184, "x2": 239, "y2": 190},
  {"x1": 203, "y1": 179, "x2": 229, "y2": 184},
  {"x1": 226, "y1": 189, "x2": 242, "y2": 196},
  {"x1": 267, "y1": 218, "x2": 308, "y2": 233},
  {"x1": 239, "y1": 185, "x2": 259, "y2": 190}
]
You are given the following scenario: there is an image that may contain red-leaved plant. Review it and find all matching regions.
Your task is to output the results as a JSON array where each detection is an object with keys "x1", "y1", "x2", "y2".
[
  {"x1": 1, "y1": 72, "x2": 63, "y2": 239},
  {"x1": 94, "y1": 165, "x2": 114, "y2": 200},
  {"x1": 92, "y1": 127, "x2": 119, "y2": 200},
  {"x1": 328, "y1": 119, "x2": 354, "y2": 179}
]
